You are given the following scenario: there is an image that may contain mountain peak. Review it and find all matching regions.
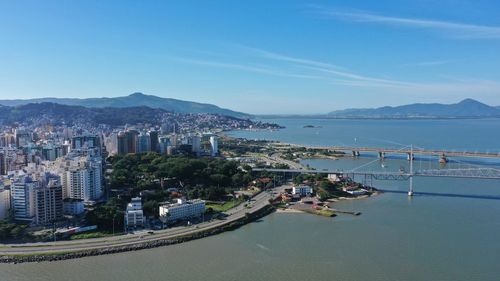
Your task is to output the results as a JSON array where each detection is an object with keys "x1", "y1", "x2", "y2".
[
  {"x1": 129, "y1": 92, "x2": 147, "y2": 97},
  {"x1": 328, "y1": 99, "x2": 500, "y2": 118},
  {"x1": 458, "y1": 98, "x2": 482, "y2": 105}
]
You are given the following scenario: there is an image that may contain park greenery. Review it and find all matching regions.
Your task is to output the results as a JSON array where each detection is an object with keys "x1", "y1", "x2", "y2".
[
  {"x1": 85, "y1": 198, "x2": 125, "y2": 232},
  {"x1": 0, "y1": 219, "x2": 30, "y2": 241},
  {"x1": 218, "y1": 137, "x2": 272, "y2": 157},
  {"x1": 206, "y1": 197, "x2": 247, "y2": 212},
  {"x1": 108, "y1": 153, "x2": 255, "y2": 218},
  {"x1": 110, "y1": 153, "x2": 254, "y2": 197}
]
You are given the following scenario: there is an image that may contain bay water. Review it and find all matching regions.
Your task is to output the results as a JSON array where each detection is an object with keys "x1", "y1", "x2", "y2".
[{"x1": 2, "y1": 118, "x2": 500, "y2": 281}]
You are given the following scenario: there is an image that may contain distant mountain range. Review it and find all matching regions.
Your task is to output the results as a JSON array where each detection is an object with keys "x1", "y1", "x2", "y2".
[
  {"x1": 0, "y1": 103, "x2": 170, "y2": 126},
  {"x1": 328, "y1": 99, "x2": 500, "y2": 118},
  {"x1": 0, "y1": 92, "x2": 250, "y2": 118}
]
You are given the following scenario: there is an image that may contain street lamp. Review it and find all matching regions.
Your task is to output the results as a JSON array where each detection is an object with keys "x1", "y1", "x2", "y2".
[{"x1": 112, "y1": 216, "x2": 115, "y2": 236}]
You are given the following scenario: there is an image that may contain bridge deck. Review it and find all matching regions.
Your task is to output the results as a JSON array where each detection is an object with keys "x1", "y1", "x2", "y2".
[
  {"x1": 252, "y1": 168, "x2": 500, "y2": 180},
  {"x1": 295, "y1": 146, "x2": 500, "y2": 158}
]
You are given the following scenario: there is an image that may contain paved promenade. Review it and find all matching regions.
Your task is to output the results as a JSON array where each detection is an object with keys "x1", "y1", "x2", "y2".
[{"x1": 0, "y1": 185, "x2": 287, "y2": 256}]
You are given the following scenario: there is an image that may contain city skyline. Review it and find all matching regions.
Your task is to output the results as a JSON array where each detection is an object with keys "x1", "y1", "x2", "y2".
[{"x1": 1, "y1": 0, "x2": 500, "y2": 114}]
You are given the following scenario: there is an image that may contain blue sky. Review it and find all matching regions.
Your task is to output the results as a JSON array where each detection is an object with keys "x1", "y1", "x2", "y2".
[{"x1": 1, "y1": 0, "x2": 500, "y2": 114}]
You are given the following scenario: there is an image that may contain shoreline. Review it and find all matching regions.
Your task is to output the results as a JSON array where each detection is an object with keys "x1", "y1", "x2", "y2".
[
  {"x1": 0, "y1": 205, "x2": 275, "y2": 264},
  {"x1": 0, "y1": 190, "x2": 382, "y2": 264}
]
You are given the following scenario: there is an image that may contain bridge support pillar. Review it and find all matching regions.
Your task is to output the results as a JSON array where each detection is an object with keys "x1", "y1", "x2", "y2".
[
  {"x1": 407, "y1": 153, "x2": 414, "y2": 161},
  {"x1": 378, "y1": 151, "x2": 385, "y2": 159},
  {"x1": 439, "y1": 154, "x2": 448, "y2": 164},
  {"x1": 352, "y1": 151, "x2": 360, "y2": 157}
]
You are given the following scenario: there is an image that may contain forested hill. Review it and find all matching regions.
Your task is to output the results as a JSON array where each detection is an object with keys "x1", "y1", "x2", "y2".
[
  {"x1": 0, "y1": 92, "x2": 250, "y2": 118},
  {"x1": 0, "y1": 102, "x2": 168, "y2": 126}
]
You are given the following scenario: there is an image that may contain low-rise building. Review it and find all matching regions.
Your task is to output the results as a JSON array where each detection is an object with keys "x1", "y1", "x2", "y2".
[
  {"x1": 63, "y1": 198, "x2": 85, "y2": 216},
  {"x1": 292, "y1": 185, "x2": 313, "y2": 196},
  {"x1": 159, "y1": 198, "x2": 205, "y2": 223},
  {"x1": 327, "y1": 173, "x2": 344, "y2": 183},
  {"x1": 125, "y1": 197, "x2": 144, "y2": 229}
]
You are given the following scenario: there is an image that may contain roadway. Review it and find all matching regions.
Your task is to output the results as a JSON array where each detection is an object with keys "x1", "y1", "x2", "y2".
[{"x1": 0, "y1": 185, "x2": 288, "y2": 256}]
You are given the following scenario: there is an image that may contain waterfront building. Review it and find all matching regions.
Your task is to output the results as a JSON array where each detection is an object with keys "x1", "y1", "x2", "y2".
[
  {"x1": 292, "y1": 185, "x2": 313, "y2": 196},
  {"x1": 63, "y1": 198, "x2": 85, "y2": 216},
  {"x1": 159, "y1": 198, "x2": 205, "y2": 223},
  {"x1": 33, "y1": 178, "x2": 63, "y2": 225},
  {"x1": 125, "y1": 197, "x2": 144, "y2": 229},
  {"x1": 11, "y1": 176, "x2": 37, "y2": 222},
  {"x1": 0, "y1": 188, "x2": 10, "y2": 220},
  {"x1": 53, "y1": 156, "x2": 103, "y2": 202},
  {"x1": 209, "y1": 136, "x2": 218, "y2": 157},
  {"x1": 327, "y1": 173, "x2": 344, "y2": 183}
]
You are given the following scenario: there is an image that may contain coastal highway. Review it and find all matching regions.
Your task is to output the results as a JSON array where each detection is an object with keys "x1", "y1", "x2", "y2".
[
  {"x1": 0, "y1": 185, "x2": 288, "y2": 256},
  {"x1": 261, "y1": 153, "x2": 305, "y2": 170}
]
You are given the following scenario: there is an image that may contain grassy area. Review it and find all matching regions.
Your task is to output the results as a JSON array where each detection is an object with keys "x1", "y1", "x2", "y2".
[
  {"x1": 301, "y1": 208, "x2": 336, "y2": 217},
  {"x1": 314, "y1": 209, "x2": 336, "y2": 217},
  {"x1": 70, "y1": 231, "x2": 115, "y2": 240},
  {"x1": 206, "y1": 198, "x2": 245, "y2": 212},
  {"x1": 274, "y1": 202, "x2": 288, "y2": 209}
]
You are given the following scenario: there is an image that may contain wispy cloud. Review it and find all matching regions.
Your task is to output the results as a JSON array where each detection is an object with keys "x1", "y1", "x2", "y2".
[
  {"x1": 311, "y1": 8, "x2": 500, "y2": 39},
  {"x1": 171, "y1": 45, "x2": 500, "y2": 96},
  {"x1": 170, "y1": 57, "x2": 327, "y2": 80},
  {"x1": 399, "y1": 60, "x2": 456, "y2": 67},
  {"x1": 228, "y1": 44, "x2": 414, "y2": 88}
]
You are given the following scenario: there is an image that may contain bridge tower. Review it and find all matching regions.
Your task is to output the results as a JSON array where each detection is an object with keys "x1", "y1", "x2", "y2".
[
  {"x1": 439, "y1": 154, "x2": 448, "y2": 164},
  {"x1": 408, "y1": 144, "x2": 414, "y2": 196}
]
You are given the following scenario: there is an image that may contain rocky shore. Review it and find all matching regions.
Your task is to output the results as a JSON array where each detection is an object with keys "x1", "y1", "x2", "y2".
[{"x1": 0, "y1": 205, "x2": 275, "y2": 264}]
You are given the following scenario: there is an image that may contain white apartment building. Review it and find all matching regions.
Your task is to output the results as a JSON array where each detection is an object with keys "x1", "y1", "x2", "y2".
[
  {"x1": 125, "y1": 197, "x2": 144, "y2": 229},
  {"x1": 53, "y1": 156, "x2": 103, "y2": 202},
  {"x1": 11, "y1": 176, "x2": 37, "y2": 222},
  {"x1": 159, "y1": 199, "x2": 205, "y2": 223},
  {"x1": 209, "y1": 136, "x2": 218, "y2": 157},
  {"x1": 292, "y1": 185, "x2": 313, "y2": 196}
]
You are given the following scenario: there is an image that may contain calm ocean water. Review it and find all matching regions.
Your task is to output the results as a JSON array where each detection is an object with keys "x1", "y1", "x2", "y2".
[{"x1": 2, "y1": 118, "x2": 500, "y2": 281}]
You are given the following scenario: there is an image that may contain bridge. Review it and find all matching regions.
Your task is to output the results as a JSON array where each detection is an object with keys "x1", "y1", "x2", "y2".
[
  {"x1": 252, "y1": 167, "x2": 500, "y2": 180},
  {"x1": 252, "y1": 145, "x2": 500, "y2": 196},
  {"x1": 284, "y1": 144, "x2": 500, "y2": 161}
]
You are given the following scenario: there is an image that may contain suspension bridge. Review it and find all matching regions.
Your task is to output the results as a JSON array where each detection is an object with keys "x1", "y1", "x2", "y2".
[
  {"x1": 252, "y1": 145, "x2": 500, "y2": 196},
  {"x1": 282, "y1": 144, "x2": 500, "y2": 161}
]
